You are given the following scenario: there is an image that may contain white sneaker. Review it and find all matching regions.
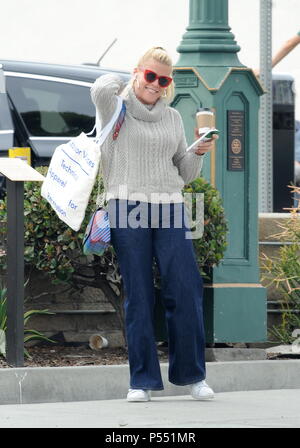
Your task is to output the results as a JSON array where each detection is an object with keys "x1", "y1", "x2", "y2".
[
  {"x1": 190, "y1": 380, "x2": 214, "y2": 400},
  {"x1": 127, "y1": 389, "x2": 151, "y2": 402}
]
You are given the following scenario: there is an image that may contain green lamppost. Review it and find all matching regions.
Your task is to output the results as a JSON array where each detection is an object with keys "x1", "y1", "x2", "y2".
[{"x1": 173, "y1": 0, "x2": 267, "y2": 343}]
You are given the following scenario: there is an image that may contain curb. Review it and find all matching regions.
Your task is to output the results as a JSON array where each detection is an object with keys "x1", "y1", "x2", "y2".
[{"x1": 1, "y1": 360, "x2": 300, "y2": 405}]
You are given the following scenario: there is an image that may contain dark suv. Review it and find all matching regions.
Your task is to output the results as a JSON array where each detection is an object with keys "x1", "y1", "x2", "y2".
[{"x1": 0, "y1": 60, "x2": 130, "y2": 166}]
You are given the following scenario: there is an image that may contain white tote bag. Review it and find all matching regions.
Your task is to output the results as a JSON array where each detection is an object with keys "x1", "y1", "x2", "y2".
[{"x1": 41, "y1": 96, "x2": 123, "y2": 231}]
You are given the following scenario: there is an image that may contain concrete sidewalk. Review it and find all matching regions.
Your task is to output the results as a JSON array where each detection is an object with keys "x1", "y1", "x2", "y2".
[
  {"x1": 1, "y1": 360, "x2": 300, "y2": 406},
  {"x1": 0, "y1": 389, "x2": 299, "y2": 428}
]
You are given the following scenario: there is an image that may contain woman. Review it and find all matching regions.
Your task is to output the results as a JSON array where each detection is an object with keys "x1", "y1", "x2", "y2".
[{"x1": 91, "y1": 47, "x2": 217, "y2": 402}]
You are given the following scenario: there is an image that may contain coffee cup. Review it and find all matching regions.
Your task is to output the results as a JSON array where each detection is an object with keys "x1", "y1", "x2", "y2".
[{"x1": 196, "y1": 108, "x2": 214, "y2": 136}]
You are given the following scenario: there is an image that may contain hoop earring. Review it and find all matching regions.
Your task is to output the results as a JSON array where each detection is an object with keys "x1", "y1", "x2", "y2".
[{"x1": 162, "y1": 89, "x2": 167, "y2": 98}]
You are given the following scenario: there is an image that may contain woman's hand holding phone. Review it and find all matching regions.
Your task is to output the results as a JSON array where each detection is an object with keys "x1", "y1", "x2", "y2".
[{"x1": 186, "y1": 128, "x2": 219, "y2": 156}]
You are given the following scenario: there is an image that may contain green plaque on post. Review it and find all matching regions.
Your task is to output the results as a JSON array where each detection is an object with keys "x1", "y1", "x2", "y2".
[{"x1": 227, "y1": 110, "x2": 245, "y2": 171}]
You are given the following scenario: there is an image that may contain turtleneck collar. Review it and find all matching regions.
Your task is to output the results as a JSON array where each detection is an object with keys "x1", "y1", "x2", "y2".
[{"x1": 125, "y1": 87, "x2": 166, "y2": 122}]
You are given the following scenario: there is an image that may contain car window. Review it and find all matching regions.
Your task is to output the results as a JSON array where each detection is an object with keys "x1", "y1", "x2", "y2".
[{"x1": 6, "y1": 76, "x2": 95, "y2": 137}]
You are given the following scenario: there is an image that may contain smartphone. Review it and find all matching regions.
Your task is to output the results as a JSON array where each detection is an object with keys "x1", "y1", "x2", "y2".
[
  {"x1": 186, "y1": 128, "x2": 219, "y2": 152},
  {"x1": 201, "y1": 129, "x2": 220, "y2": 141}
]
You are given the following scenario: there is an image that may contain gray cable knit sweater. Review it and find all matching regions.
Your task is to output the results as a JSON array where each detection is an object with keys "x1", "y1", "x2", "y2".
[{"x1": 90, "y1": 74, "x2": 204, "y2": 204}]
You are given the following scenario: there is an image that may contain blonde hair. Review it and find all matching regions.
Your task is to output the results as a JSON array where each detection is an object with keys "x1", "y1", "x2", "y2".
[{"x1": 123, "y1": 46, "x2": 175, "y2": 104}]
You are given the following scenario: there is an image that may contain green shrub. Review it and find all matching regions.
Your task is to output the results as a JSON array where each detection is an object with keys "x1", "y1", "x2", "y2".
[
  {"x1": 0, "y1": 168, "x2": 228, "y2": 283},
  {"x1": 0, "y1": 283, "x2": 55, "y2": 359},
  {"x1": 185, "y1": 177, "x2": 228, "y2": 279},
  {"x1": 261, "y1": 186, "x2": 300, "y2": 343},
  {"x1": 0, "y1": 168, "x2": 228, "y2": 342}
]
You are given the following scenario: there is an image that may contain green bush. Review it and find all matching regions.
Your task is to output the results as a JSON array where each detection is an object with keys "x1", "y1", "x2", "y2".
[
  {"x1": 0, "y1": 168, "x2": 228, "y2": 283},
  {"x1": 261, "y1": 186, "x2": 300, "y2": 343},
  {"x1": 0, "y1": 168, "x2": 228, "y2": 342},
  {"x1": 184, "y1": 177, "x2": 228, "y2": 278},
  {"x1": 0, "y1": 283, "x2": 55, "y2": 359}
]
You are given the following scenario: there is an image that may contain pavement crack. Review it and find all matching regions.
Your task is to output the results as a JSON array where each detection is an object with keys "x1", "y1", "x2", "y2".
[{"x1": 14, "y1": 372, "x2": 27, "y2": 404}]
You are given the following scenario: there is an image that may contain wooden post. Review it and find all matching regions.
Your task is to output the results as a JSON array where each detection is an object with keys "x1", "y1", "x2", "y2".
[
  {"x1": 0, "y1": 158, "x2": 44, "y2": 367},
  {"x1": 6, "y1": 180, "x2": 24, "y2": 366}
]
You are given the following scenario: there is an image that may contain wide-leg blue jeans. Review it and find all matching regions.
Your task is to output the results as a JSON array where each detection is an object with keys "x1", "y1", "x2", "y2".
[{"x1": 108, "y1": 199, "x2": 206, "y2": 390}]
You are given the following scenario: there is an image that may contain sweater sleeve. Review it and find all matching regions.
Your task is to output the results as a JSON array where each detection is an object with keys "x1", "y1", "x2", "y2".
[
  {"x1": 90, "y1": 73, "x2": 125, "y2": 128},
  {"x1": 172, "y1": 112, "x2": 204, "y2": 184}
]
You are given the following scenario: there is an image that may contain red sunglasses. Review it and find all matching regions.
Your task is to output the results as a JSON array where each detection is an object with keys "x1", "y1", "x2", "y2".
[{"x1": 142, "y1": 69, "x2": 173, "y2": 88}]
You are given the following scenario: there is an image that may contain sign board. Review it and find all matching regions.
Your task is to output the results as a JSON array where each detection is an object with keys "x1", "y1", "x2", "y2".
[{"x1": 0, "y1": 157, "x2": 44, "y2": 181}]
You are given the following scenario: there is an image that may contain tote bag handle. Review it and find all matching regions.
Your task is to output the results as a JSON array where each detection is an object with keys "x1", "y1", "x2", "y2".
[{"x1": 86, "y1": 96, "x2": 123, "y2": 145}]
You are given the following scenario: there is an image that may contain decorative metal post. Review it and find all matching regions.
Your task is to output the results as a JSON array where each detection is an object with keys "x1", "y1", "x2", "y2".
[
  {"x1": 172, "y1": 0, "x2": 267, "y2": 343},
  {"x1": 177, "y1": 0, "x2": 241, "y2": 67}
]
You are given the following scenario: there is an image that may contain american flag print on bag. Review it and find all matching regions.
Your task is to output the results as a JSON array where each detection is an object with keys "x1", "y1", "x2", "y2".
[{"x1": 83, "y1": 208, "x2": 111, "y2": 256}]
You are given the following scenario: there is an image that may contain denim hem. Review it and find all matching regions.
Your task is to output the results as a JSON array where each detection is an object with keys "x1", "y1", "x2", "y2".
[
  {"x1": 169, "y1": 376, "x2": 205, "y2": 387},
  {"x1": 130, "y1": 385, "x2": 164, "y2": 391}
]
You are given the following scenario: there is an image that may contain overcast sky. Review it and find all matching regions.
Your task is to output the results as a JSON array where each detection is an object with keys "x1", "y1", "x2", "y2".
[{"x1": 1, "y1": 0, "x2": 300, "y2": 116}]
